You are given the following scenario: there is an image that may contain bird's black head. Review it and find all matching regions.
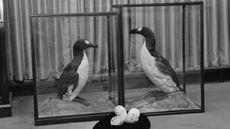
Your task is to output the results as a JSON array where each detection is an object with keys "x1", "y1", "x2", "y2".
[
  {"x1": 130, "y1": 27, "x2": 156, "y2": 51},
  {"x1": 73, "y1": 39, "x2": 98, "y2": 55},
  {"x1": 129, "y1": 27, "x2": 154, "y2": 38}
]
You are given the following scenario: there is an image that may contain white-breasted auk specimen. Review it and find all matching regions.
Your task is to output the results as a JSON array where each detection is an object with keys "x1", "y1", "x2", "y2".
[
  {"x1": 56, "y1": 39, "x2": 98, "y2": 105},
  {"x1": 129, "y1": 27, "x2": 182, "y2": 99}
]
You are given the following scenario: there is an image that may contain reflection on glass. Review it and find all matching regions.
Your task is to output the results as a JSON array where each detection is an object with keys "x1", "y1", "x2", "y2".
[
  {"x1": 31, "y1": 15, "x2": 119, "y2": 118},
  {"x1": 118, "y1": 5, "x2": 202, "y2": 113}
]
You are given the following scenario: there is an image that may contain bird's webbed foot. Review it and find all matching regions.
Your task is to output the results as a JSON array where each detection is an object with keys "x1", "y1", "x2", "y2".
[
  {"x1": 73, "y1": 96, "x2": 90, "y2": 106},
  {"x1": 63, "y1": 93, "x2": 90, "y2": 106}
]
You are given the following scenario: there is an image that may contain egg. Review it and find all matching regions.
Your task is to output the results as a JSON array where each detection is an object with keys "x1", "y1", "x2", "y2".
[
  {"x1": 114, "y1": 105, "x2": 127, "y2": 118},
  {"x1": 110, "y1": 116, "x2": 124, "y2": 125},
  {"x1": 124, "y1": 108, "x2": 140, "y2": 123},
  {"x1": 110, "y1": 105, "x2": 127, "y2": 126}
]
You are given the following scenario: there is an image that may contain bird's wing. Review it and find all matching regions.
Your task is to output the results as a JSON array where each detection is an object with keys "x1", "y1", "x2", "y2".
[
  {"x1": 62, "y1": 62, "x2": 78, "y2": 75},
  {"x1": 72, "y1": 73, "x2": 79, "y2": 92},
  {"x1": 57, "y1": 83, "x2": 69, "y2": 98},
  {"x1": 57, "y1": 61, "x2": 80, "y2": 98},
  {"x1": 155, "y1": 55, "x2": 180, "y2": 87}
]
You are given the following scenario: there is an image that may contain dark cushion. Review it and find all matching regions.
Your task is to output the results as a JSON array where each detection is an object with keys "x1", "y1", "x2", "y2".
[{"x1": 93, "y1": 113, "x2": 150, "y2": 129}]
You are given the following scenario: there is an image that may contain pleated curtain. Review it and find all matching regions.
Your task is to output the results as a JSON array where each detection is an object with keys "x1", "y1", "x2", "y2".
[{"x1": 6, "y1": 0, "x2": 230, "y2": 81}]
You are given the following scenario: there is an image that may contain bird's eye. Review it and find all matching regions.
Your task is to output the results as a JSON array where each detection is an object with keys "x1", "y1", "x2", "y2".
[
  {"x1": 85, "y1": 40, "x2": 90, "y2": 44},
  {"x1": 137, "y1": 27, "x2": 143, "y2": 31}
]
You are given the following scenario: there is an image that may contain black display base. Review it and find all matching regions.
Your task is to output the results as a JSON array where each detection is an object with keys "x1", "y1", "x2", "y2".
[
  {"x1": 93, "y1": 113, "x2": 151, "y2": 129},
  {"x1": 0, "y1": 104, "x2": 12, "y2": 118},
  {"x1": 35, "y1": 112, "x2": 111, "y2": 126}
]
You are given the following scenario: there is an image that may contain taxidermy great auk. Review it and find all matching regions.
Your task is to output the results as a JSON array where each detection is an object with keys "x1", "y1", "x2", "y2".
[
  {"x1": 129, "y1": 27, "x2": 181, "y2": 96},
  {"x1": 56, "y1": 39, "x2": 98, "y2": 105}
]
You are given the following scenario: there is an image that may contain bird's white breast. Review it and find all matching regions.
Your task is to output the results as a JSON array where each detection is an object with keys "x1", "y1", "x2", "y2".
[
  {"x1": 69, "y1": 52, "x2": 89, "y2": 100},
  {"x1": 140, "y1": 42, "x2": 177, "y2": 92},
  {"x1": 77, "y1": 52, "x2": 89, "y2": 87},
  {"x1": 64, "y1": 51, "x2": 90, "y2": 101},
  {"x1": 64, "y1": 52, "x2": 90, "y2": 101}
]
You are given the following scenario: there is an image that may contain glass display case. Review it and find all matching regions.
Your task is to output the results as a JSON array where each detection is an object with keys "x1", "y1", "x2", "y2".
[
  {"x1": 112, "y1": 1, "x2": 204, "y2": 115},
  {"x1": 31, "y1": 12, "x2": 120, "y2": 125},
  {"x1": 0, "y1": 0, "x2": 11, "y2": 118},
  {"x1": 32, "y1": 1, "x2": 204, "y2": 126}
]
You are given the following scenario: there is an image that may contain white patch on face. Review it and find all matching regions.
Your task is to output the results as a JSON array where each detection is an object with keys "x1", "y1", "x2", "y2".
[
  {"x1": 137, "y1": 27, "x2": 143, "y2": 32},
  {"x1": 84, "y1": 40, "x2": 90, "y2": 44}
]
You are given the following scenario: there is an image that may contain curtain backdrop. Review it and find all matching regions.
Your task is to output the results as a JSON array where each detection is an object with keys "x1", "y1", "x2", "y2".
[{"x1": 6, "y1": 0, "x2": 230, "y2": 81}]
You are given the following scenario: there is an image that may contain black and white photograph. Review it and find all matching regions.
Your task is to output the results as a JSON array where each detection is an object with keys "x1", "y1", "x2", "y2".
[{"x1": 0, "y1": 0, "x2": 230, "y2": 129}]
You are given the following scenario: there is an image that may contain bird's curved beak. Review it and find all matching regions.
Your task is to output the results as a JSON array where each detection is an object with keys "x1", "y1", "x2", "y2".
[{"x1": 129, "y1": 28, "x2": 140, "y2": 34}]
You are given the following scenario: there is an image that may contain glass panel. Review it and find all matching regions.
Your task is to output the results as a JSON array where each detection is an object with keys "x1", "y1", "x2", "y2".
[
  {"x1": 31, "y1": 14, "x2": 119, "y2": 118},
  {"x1": 117, "y1": 5, "x2": 202, "y2": 113},
  {"x1": 184, "y1": 5, "x2": 202, "y2": 109},
  {"x1": 0, "y1": 0, "x2": 11, "y2": 118},
  {"x1": 0, "y1": 0, "x2": 3, "y2": 22},
  {"x1": 0, "y1": 22, "x2": 4, "y2": 105}
]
